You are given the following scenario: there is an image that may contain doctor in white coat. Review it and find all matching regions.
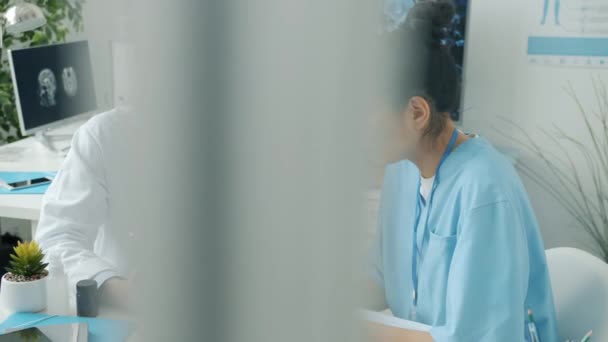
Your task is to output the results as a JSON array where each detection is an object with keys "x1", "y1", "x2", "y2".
[{"x1": 35, "y1": 108, "x2": 133, "y2": 305}]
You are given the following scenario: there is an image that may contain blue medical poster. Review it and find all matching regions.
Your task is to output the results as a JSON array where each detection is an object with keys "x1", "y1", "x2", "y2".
[{"x1": 528, "y1": 0, "x2": 608, "y2": 67}]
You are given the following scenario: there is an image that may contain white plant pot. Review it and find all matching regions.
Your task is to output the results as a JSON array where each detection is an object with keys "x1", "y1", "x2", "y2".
[{"x1": 1, "y1": 274, "x2": 47, "y2": 313}]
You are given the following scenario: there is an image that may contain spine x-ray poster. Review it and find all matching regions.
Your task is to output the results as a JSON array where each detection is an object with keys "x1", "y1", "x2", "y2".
[{"x1": 528, "y1": 0, "x2": 608, "y2": 68}]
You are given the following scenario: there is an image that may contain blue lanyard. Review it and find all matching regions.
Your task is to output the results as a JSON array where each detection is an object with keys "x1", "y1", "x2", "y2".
[{"x1": 410, "y1": 129, "x2": 459, "y2": 316}]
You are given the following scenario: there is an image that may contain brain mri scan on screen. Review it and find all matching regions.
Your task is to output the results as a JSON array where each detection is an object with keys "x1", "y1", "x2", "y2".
[
  {"x1": 37, "y1": 68, "x2": 57, "y2": 108},
  {"x1": 62, "y1": 66, "x2": 78, "y2": 97}
]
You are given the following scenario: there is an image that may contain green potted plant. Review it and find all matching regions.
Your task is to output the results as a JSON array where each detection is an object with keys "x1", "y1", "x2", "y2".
[
  {"x1": 1, "y1": 241, "x2": 49, "y2": 312},
  {"x1": 507, "y1": 79, "x2": 608, "y2": 262},
  {"x1": 16, "y1": 327, "x2": 44, "y2": 342}
]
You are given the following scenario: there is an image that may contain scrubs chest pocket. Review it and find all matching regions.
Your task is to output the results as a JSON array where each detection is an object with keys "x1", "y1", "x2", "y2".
[{"x1": 417, "y1": 231, "x2": 457, "y2": 325}]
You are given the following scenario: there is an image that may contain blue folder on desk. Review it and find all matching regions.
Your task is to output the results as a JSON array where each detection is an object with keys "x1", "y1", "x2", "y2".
[
  {"x1": 0, "y1": 172, "x2": 56, "y2": 194},
  {"x1": 0, "y1": 312, "x2": 132, "y2": 342}
]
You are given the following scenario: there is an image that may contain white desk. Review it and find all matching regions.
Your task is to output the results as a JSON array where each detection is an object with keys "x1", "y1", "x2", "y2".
[
  {"x1": 0, "y1": 119, "x2": 89, "y2": 239},
  {"x1": 0, "y1": 276, "x2": 137, "y2": 341},
  {"x1": 0, "y1": 137, "x2": 65, "y2": 238}
]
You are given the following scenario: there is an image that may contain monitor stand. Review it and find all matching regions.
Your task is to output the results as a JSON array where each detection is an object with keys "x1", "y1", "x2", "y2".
[{"x1": 34, "y1": 131, "x2": 72, "y2": 154}]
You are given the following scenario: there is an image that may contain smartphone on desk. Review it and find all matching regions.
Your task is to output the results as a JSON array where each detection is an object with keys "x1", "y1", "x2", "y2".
[{"x1": 1, "y1": 176, "x2": 53, "y2": 191}]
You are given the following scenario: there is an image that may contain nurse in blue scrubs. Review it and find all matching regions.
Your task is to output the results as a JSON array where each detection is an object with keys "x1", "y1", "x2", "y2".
[{"x1": 370, "y1": 1, "x2": 559, "y2": 341}]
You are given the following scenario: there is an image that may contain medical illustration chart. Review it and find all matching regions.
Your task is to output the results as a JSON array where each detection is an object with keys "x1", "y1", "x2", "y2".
[{"x1": 528, "y1": 0, "x2": 608, "y2": 67}]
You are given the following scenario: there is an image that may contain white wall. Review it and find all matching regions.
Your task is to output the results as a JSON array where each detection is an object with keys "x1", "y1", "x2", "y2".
[
  {"x1": 462, "y1": 0, "x2": 606, "y2": 257},
  {"x1": 73, "y1": 0, "x2": 125, "y2": 112},
  {"x1": 78, "y1": 0, "x2": 605, "y2": 259}
]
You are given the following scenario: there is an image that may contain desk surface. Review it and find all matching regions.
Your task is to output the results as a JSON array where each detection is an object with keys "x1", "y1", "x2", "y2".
[
  {"x1": 0, "y1": 276, "x2": 136, "y2": 340},
  {"x1": 0, "y1": 120, "x2": 86, "y2": 221},
  {"x1": 0, "y1": 138, "x2": 64, "y2": 221}
]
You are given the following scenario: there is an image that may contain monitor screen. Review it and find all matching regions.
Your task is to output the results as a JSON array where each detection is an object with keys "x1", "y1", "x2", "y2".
[{"x1": 8, "y1": 41, "x2": 97, "y2": 135}]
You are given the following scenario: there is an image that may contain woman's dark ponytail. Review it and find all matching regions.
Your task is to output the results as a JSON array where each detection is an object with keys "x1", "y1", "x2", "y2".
[
  {"x1": 386, "y1": 0, "x2": 461, "y2": 138},
  {"x1": 407, "y1": 1, "x2": 455, "y2": 47}
]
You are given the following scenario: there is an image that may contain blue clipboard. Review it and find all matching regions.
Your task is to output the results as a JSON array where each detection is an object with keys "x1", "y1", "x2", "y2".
[
  {"x1": 0, "y1": 312, "x2": 132, "y2": 342},
  {"x1": 0, "y1": 172, "x2": 56, "y2": 194}
]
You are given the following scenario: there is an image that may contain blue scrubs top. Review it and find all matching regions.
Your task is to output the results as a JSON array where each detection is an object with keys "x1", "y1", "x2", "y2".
[{"x1": 372, "y1": 137, "x2": 559, "y2": 342}]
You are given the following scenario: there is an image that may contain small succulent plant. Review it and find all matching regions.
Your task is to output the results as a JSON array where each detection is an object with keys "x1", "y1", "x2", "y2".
[
  {"x1": 4, "y1": 241, "x2": 48, "y2": 282},
  {"x1": 17, "y1": 327, "x2": 44, "y2": 342}
]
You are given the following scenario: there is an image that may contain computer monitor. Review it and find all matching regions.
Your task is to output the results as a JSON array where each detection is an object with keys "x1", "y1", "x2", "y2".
[{"x1": 8, "y1": 40, "x2": 97, "y2": 136}]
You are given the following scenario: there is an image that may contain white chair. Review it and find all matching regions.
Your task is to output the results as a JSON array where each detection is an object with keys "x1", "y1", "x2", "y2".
[{"x1": 546, "y1": 247, "x2": 608, "y2": 341}]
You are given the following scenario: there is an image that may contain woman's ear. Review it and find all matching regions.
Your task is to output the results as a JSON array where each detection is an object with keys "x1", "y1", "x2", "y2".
[{"x1": 408, "y1": 96, "x2": 431, "y2": 131}]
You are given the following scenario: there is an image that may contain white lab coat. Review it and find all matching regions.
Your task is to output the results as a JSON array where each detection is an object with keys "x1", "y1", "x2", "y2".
[{"x1": 36, "y1": 109, "x2": 132, "y2": 292}]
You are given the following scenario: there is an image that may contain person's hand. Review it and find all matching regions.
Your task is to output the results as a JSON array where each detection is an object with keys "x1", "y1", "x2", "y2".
[
  {"x1": 99, "y1": 277, "x2": 131, "y2": 309},
  {"x1": 366, "y1": 322, "x2": 434, "y2": 342}
]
